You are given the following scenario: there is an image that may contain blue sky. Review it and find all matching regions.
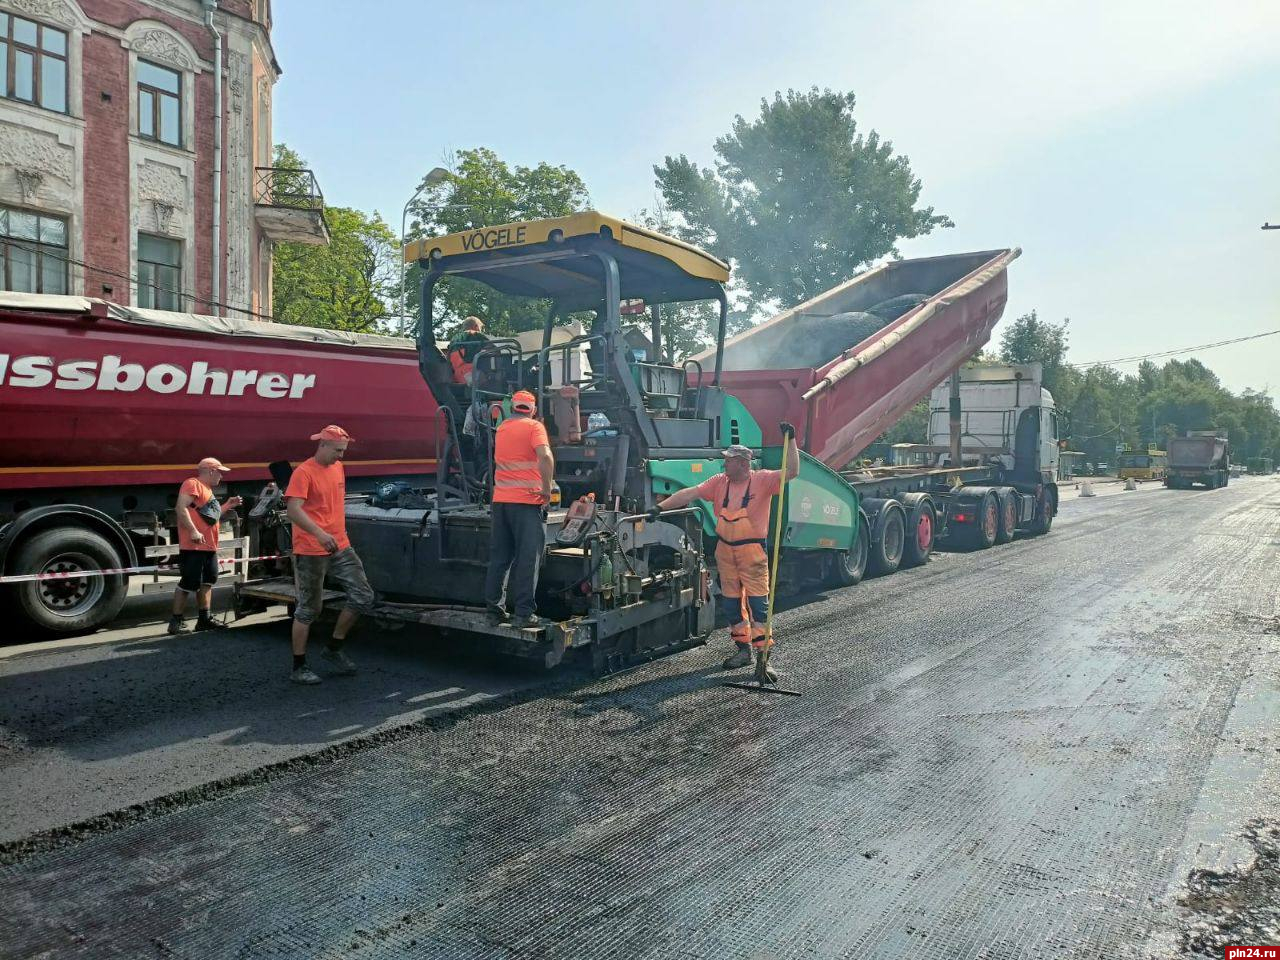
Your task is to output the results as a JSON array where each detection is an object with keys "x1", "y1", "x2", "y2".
[{"x1": 272, "y1": 0, "x2": 1280, "y2": 393}]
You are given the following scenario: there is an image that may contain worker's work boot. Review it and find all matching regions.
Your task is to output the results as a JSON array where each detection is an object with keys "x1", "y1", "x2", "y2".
[
  {"x1": 195, "y1": 612, "x2": 217, "y2": 631},
  {"x1": 722, "y1": 641, "x2": 752, "y2": 669},
  {"x1": 166, "y1": 615, "x2": 189, "y2": 636},
  {"x1": 512, "y1": 613, "x2": 545, "y2": 629},
  {"x1": 290, "y1": 665, "x2": 322, "y2": 685},
  {"x1": 486, "y1": 604, "x2": 511, "y2": 626},
  {"x1": 321, "y1": 647, "x2": 357, "y2": 676}
]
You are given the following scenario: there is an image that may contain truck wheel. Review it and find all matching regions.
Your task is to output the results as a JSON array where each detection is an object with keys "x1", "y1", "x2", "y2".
[
  {"x1": 900, "y1": 497, "x2": 935, "y2": 568},
  {"x1": 969, "y1": 493, "x2": 999, "y2": 549},
  {"x1": 828, "y1": 514, "x2": 869, "y2": 587},
  {"x1": 11, "y1": 527, "x2": 128, "y2": 635},
  {"x1": 867, "y1": 504, "x2": 906, "y2": 576},
  {"x1": 1030, "y1": 487, "x2": 1055, "y2": 535},
  {"x1": 994, "y1": 489, "x2": 1018, "y2": 544}
]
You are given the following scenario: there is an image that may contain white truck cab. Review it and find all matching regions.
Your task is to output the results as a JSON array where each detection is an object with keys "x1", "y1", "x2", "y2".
[{"x1": 927, "y1": 363, "x2": 1060, "y2": 483}]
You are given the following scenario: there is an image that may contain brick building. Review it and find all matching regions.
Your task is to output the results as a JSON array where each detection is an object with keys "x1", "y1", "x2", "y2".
[{"x1": 0, "y1": 0, "x2": 326, "y2": 319}]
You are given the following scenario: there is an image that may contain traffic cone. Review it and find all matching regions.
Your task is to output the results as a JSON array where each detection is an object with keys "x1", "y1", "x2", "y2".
[
  {"x1": 1081, "y1": 481, "x2": 1096, "y2": 497},
  {"x1": 1123, "y1": 477, "x2": 1137, "y2": 491}
]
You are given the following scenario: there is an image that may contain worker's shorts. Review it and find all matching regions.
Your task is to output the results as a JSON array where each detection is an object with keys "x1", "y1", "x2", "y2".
[
  {"x1": 177, "y1": 549, "x2": 219, "y2": 592},
  {"x1": 292, "y1": 547, "x2": 376, "y2": 625}
]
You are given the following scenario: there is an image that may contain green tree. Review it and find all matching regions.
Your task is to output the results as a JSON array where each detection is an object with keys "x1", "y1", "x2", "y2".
[
  {"x1": 998, "y1": 311, "x2": 1072, "y2": 397},
  {"x1": 271, "y1": 144, "x2": 399, "y2": 332},
  {"x1": 404, "y1": 148, "x2": 590, "y2": 337},
  {"x1": 654, "y1": 88, "x2": 951, "y2": 310},
  {"x1": 630, "y1": 199, "x2": 752, "y2": 361}
]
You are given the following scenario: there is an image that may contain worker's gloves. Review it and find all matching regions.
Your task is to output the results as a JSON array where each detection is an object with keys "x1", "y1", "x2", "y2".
[
  {"x1": 646, "y1": 507, "x2": 663, "y2": 522},
  {"x1": 779, "y1": 421, "x2": 796, "y2": 439}
]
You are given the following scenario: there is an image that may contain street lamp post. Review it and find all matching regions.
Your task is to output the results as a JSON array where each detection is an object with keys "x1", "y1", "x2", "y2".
[{"x1": 399, "y1": 166, "x2": 450, "y2": 335}]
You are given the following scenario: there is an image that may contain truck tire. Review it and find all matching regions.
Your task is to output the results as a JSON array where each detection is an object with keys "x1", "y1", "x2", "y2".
[
  {"x1": 994, "y1": 488, "x2": 1018, "y2": 544},
  {"x1": 1029, "y1": 486, "x2": 1055, "y2": 535},
  {"x1": 11, "y1": 527, "x2": 128, "y2": 635},
  {"x1": 968, "y1": 493, "x2": 999, "y2": 549},
  {"x1": 867, "y1": 502, "x2": 906, "y2": 576},
  {"x1": 828, "y1": 512, "x2": 869, "y2": 587},
  {"x1": 900, "y1": 494, "x2": 935, "y2": 568}
]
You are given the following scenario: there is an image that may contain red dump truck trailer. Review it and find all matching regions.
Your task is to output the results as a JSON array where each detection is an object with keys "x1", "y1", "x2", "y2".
[
  {"x1": 698, "y1": 248, "x2": 1059, "y2": 586},
  {"x1": 0, "y1": 293, "x2": 440, "y2": 634}
]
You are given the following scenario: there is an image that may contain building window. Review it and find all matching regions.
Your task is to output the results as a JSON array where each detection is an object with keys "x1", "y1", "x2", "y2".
[
  {"x1": 137, "y1": 233, "x2": 182, "y2": 309},
  {"x1": 137, "y1": 60, "x2": 181, "y2": 147},
  {"x1": 0, "y1": 205, "x2": 68, "y2": 294},
  {"x1": 0, "y1": 13, "x2": 68, "y2": 113}
]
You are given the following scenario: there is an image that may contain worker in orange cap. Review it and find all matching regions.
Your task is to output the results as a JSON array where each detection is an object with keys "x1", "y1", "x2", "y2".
[
  {"x1": 168, "y1": 457, "x2": 242, "y2": 635},
  {"x1": 284, "y1": 425, "x2": 376, "y2": 684},
  {"x1": 485, "y1": 390, "x2": 555, "y2": 628},
  {"x1": 653, "y1": 423, "x2": 799, "y2": 670}
]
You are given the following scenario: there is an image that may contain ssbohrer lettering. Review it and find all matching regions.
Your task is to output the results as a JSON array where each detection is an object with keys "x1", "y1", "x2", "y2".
[{"x1": 0, "y1": 353, "x2": 317, "y2": 399}]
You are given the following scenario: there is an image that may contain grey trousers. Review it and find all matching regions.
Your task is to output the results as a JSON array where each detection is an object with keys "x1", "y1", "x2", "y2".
[{"x1": 484, "y1": 502, "x2": 544, "y2": 617}]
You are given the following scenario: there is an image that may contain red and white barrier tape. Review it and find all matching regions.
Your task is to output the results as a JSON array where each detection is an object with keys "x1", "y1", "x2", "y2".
[{"x1": 0, "y1": 554, "x2": 286, "y2": 585}]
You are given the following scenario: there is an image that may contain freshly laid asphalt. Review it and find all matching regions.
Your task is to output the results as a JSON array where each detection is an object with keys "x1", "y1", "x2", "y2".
[{"x1": 1, "y1": 476, "x2": 1278, "y2": 958}]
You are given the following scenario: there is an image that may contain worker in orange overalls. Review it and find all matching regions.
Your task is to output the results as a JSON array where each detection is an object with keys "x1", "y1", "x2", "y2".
[{"x1": 654, "y1": 423, "x2": 799, "y2": 669}]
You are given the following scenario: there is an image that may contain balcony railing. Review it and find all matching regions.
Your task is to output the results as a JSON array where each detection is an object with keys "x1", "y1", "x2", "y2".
[
  {"x1": 254, "y1": 166, "x2": 324, "y2": 211},
  {"x1": 253, "y1": 166, "x2": 329, "y2": 245}
]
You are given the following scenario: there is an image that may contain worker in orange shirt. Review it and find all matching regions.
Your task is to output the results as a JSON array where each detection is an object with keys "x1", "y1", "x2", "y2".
[
  {"x1": 485, "y1": 390, "x2": 554, "y2": 628},
  {"x1": 448, "y1": 315, "x2": 488, "y2": 385},
  {"x1": 168, "y1": 457, "x2": 242, "y2": 635},
  {"x1": 284, "y1": 424, "x2": 376, "y2": 685},
  {"x1": 653, "y1": 423, "x2": 799, "y2": 671}
]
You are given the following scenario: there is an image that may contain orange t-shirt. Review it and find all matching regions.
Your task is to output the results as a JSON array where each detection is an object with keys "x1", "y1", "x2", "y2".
[
  {"x1": 177, "y1": 477, "x2": 218, "y2": 552},
  {"x1": 284, "y1": 457, "x2": 351, "y2": 555},
  {"x1": 493, "y1": 416, "x2": 550, "y2": 505},
  {"x1": 690, "y1": 469, "x2": 782, "y2": 541}
]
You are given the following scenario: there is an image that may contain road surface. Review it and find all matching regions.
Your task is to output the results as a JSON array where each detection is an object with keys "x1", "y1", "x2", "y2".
[{"x1": 2, "y1": 477, "x2": 1278, "y2": 958}]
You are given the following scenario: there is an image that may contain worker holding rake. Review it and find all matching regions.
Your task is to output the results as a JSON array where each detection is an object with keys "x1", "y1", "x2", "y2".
[{"x1": 655, "y1": 423, "x2": 799, "y2": 680}]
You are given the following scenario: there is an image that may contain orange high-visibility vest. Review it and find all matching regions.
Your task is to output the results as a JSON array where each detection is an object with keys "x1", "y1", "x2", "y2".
[{"x1": 493, "y1": 416, "x2": 548, "y2": 505}]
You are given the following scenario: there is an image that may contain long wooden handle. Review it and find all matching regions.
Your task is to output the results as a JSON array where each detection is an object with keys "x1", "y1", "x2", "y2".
[{"x1": 764, "y1": 430, "x2": 792, "y2": 637}]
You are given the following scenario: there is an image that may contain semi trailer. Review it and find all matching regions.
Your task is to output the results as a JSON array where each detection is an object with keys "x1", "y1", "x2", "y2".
[
  {"x1": 237, "y1": 213, "x2": 1058, "y2": 672},
  {"x1": 0, "y1": 293, "x2": 442, "y2": 634},
  {"x1": 692, "y1": 250, "x2": 1057, "y2": 589}
]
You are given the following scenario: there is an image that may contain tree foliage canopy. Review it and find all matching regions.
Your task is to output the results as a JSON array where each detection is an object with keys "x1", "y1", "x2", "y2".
[
  {"x1": 994, "y1": 313, "x2": 1280, "y2": 463},
  {"x1": 654, "y1": 88, "x2": 952, "y2": 311},
  {"x1": 877, "y1": 312, "x2": 1280, "y2": 466},
  {"x1": 270, "y1": 144, "x2": 398, "y2": 332},
  {"x1": 404, "y1": 148, "x2": 590, "y2": 337}
]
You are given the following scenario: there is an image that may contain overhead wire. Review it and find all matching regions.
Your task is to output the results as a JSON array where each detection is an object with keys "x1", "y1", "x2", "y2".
[{"x1": 1071, "y1": 328, "x2": 1280, "y2": 369}]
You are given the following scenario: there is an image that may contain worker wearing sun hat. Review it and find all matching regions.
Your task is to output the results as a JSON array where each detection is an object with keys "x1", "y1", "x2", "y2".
[
  {"x1": 167, "y1": 457, "x2": 243, "y2": 636},
  {"x1": 284, "y1": 424, "x2": 376, "y2": 685},
  {"x1": 485, "y1": 390, "x2": 555, "y2": 628},
  {"x1": 653, "y1": 426, "x2": 799, "y2": 670},
  {"x1": 448, "y1": 315, "x2": 489, "y2": 385}
]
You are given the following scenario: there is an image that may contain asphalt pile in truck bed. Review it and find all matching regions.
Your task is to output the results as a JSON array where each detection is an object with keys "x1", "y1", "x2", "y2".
[
  {"x1": 721, "y1": 293, "x2": 929, "y2": 371},
  {"x1": 765, "y1": 293, "x2": 928, "y2": 370}
]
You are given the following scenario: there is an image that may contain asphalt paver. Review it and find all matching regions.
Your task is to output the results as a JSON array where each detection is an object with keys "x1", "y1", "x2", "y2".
[{"x1": 2, "y1": 478, "x2": 1278, "y2": 958}]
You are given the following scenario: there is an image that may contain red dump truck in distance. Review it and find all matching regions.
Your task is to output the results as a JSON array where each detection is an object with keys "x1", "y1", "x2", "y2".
[{"x1": 0, "y1": 293, "x2": 441, "y2": 634}]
